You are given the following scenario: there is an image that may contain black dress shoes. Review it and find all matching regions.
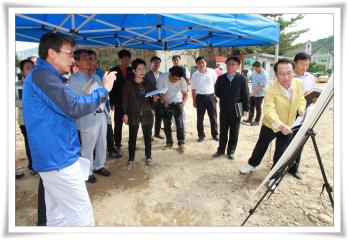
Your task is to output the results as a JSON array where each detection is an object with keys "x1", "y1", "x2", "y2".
[
  {"x1": 86, "y1": 174, "x2": 97, "y2": 183},
  {"x1": 212, "y1": 151, "x2": 224, "y2": 158},
  {"x1": 154, "y1": 134, "x2": 165, "y2": 139},
  {"x1": 228, "y1": 154, "x2": 234, "y2": 160},
  {"x1": 198, "y1": 136, "x2": 205, "y2": 142},
  {"x1": 213, "y1": 135, "x2": 219, "y2": 141},
  {"x1": 291, "y1": 171, "x2": 303, "y2": 180},
  {"x1": 242, "y1": 119, "x2": 252, "y2": 125},
  {"x1": 108, "y1": 151, "x2": 122, "y2": 159},
  {"x1": 15, "y1": 171, "x2": 25, "y2": 179},
  {"x1": 93, "y1": 168, "x2": 111, "y2": 177}
]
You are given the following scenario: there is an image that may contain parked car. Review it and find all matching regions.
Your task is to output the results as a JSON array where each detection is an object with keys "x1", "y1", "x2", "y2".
[{"x1": 317, "y1": 75, "x2": 329, "y2": 83}]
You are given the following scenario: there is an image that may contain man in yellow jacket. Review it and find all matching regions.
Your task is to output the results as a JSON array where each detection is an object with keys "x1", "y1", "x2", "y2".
[{"x1": 240, "y1": 58, "x2": 306, "y2": 174}]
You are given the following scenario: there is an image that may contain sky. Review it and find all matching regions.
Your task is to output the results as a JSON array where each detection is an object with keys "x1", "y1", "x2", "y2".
[
  {"x1": 15, "y1": 13, "x2": 334, "y2": 52},
  {"x1": 283, "y1": 13, "x2": 334, "y2": 44}
]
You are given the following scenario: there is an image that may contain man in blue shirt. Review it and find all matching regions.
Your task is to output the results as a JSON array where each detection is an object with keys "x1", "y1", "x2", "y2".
[
  {"x1": 243, "y1": 61, "x2": 268, "y2": 126},
  {"x1": 22, "y1": 33, "x2": 116, "y2": 226},
  {"x1": 69, "y1": 49, "x2": 112, "y2": 183}
]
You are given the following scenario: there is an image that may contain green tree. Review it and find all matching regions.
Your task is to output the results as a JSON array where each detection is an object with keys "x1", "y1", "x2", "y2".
[
  {"x1": 15, "y1": 54, "x2": 20, "y2": 69},
  {"x1": 308, "y1": 62, "x2": 326, "y2": 74},
  {"x1": 257, "y1": 14, "x2": 309, "y2": 55}
]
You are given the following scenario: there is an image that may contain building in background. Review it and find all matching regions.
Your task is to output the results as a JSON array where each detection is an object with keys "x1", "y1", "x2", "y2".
[
  {"x1": 243, "y1": 53, "x2": 292, "y2": 82},
  {"x1": 311, "y1": 46, "x2": 334, "y2": 70},
  {"x1": 156, "y1": 49, "x2": 198, "y2": 74}
]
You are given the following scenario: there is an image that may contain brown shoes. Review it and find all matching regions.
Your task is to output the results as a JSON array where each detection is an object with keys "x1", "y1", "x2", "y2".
[
  {"x1": 178, "y1": 144, "x2": 185, "y2": 153},
  {"x1": 163, "y1": 144, "x2": 173, "y2": 150}
]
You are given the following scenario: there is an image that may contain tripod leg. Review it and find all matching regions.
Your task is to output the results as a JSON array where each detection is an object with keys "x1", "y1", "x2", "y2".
[
  {"x1": 242, "y1": 186, "x2": 274, "y2": 226},
  {"x1": 310, "y1": 133, "x2": 334, "y2": 208}
]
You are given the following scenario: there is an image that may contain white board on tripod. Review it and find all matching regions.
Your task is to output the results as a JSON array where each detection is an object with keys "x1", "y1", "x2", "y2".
[{"x1": 252, "y1": 75, "x2": 334, "y2": 198}]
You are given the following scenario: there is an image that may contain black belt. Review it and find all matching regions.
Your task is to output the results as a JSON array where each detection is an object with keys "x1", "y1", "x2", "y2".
[
  {"x1": 96, "y1": 109, "x2": 103, "y2": 113},
  {"x1": 197, "y1": 93, "x2": 214, "y2": 97}
]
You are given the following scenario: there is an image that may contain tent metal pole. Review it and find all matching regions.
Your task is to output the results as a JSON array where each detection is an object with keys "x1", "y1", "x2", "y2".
[
  {"x1": 59, "y1": 15, "x2": 71, "y2": 28},
  {"x1": 15, "y1": 33, "x2": 40, "y2": 41},
  {"x1": 76, "y1": 14, "x2": 96, "y2": 32},
  {"x1": 79, "y1": 14, "x2": 121, "y2": 31},
  {"x1": 71, "y1": 14, "x2": 75, "y2": 30},
  {"x1": 17, "y1": 14, "x2": 70, "y2": 33},
  {"x1": 163, "y1": 28, "x2": 191, "y2": 41}
]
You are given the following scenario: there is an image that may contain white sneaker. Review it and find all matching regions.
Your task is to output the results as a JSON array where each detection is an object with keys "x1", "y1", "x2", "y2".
[
  {"x1": 240, "y1": 163, "x2": 256, "y2": 174},
  {"x1": 267, "y1": 179, "x2": 277, "y2": 191}
]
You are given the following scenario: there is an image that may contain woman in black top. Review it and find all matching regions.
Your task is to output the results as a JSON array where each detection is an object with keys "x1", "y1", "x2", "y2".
[{"x1": 122, "y1": 59, "x2": 157, "y2": 168}]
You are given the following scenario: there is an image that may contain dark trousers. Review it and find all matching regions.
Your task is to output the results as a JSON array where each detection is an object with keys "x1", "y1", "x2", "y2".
[
  {"x1": 107, "y1": 123, "x2": 116, "y2": 152},
  {"x1": 162, "y1": 103, "x2": 185, "y2": 146},
  {"x1": 153, "y1": 102, "x2": 163, "y2": 136},
  {"x1": 19, "y1": 125, "x2": 32, "y2": 170},
  {"x1": 248, "y1": 125, "x2": 293, "y2": 168},
  {"x1": 113, "y1": 109, "x2": 124, "y2": 148},
  {"x1": 217, "y1": 113, "x2": 240, "y2": 155},
  {"x1": 288, "y1": 128, "x2": 302, "y2": 173},
  {"x1": 37, "y1": 177, "x2": 47, "y2": 226},
  {"x1": 128, "y1": 124, "x2": 152, "y2": 161},
  {"x1": 196, "y1": 94, "x2": 218, "y2": 138},
  {"x1": 248, "y1": 96, "x2": 264, "y2": 122}
]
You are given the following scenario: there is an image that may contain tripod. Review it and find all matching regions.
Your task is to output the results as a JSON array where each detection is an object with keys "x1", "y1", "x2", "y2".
[{"x1": 241, "y1": 128, "x2": 334, "y2": 226}]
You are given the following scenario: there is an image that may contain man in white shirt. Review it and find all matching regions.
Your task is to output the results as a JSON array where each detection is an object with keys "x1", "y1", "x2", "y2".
[
  {"x1": 288, "y1": 52, "x2": 316, "y2": 180},
  {"x1": 191, "y1": 56, "x2": 219, "y2": 142},
  {"x1": 170, "y1": 55, "x2": 190, "y2": 129},
  {"x1": 157, "y1": 66, "x2": 188, "y2": 152},
  {"x1": 294, "y1": 52, "x2": 316, "y2": 94}
]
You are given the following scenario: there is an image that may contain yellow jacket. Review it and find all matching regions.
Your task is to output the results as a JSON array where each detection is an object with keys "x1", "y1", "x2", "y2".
[{"x1": 263, "y1": 78, "x2": 306, "y2": 132}]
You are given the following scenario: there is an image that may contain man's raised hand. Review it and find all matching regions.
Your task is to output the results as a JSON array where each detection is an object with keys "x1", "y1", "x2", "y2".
[{"x1": 102, "y1": 71, "x2": 117, "y2": 92}]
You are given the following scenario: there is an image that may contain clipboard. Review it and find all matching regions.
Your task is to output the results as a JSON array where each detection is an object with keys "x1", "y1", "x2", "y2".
[{"x1": 145, "y1": 88, "x2": 167, "y2": 97}]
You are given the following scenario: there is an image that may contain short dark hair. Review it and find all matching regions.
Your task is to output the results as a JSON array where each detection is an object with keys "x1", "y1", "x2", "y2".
[
  {"x1": 273, "y1": 58, "x2": 295, "y2": 73},
  {"x1": 118, "y1": 49, "x2": 131, "y2": 59},
  {"x1": 225, "y1": 56, "x2": 241, "y2": 65},
  {"x1": 252, "y1": 61, "x2": 262, "y2": 68},
  {"x1": 73, "y1": 49, "x2": 90, "y2": 61},
  {"x1": 169, "y1": 66, "x2": 184, "y2": 78},
  {"x1": 19, "y1": 59, "x2": 34, "y2": 72},
  {"x1": 131, "y1": 58, "x2": 146, "y2": 70},
  {"x1": 38, "y1": 33, "x2": 76, "y2": 60},
  {"x1": 87, "y1": 49, "x2": 97, "y2": 57},
  {"x1": 172, "y1": 55, "x2": 181, "y2": 61},
  {"x1": 150, "y1": 56, "x2": 161, "y2": 63},
  {"x1": 294, "y1": 52, "x2": 311, "y2": 62},
  {"x1": 195, "y1": 56, "x2": 206, "y2": 64}
]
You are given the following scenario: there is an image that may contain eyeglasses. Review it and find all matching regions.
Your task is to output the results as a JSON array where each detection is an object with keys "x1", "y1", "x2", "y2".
[
  {"x1": 277, "y1": 72, "x2": 294, "y2": 77},
  {"x1": 58, "y1": 48, "x2": 74, "y2": 57}
]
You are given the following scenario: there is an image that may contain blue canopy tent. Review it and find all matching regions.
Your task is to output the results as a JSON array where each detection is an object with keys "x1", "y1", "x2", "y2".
[{"x1": 15, "y1": 14, "x2": 279, "y2": 50}]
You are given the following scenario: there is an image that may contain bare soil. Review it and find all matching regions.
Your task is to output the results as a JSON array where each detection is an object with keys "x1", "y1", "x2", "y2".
[{"x1": 15, "y1": 90, "x2": 334, "y2": 227}]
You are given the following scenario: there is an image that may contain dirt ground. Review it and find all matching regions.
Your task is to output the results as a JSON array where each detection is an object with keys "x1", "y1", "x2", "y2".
[{"x1": 15, "y1": 86, "x2": 334, "y2": 227}]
